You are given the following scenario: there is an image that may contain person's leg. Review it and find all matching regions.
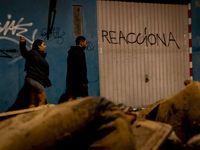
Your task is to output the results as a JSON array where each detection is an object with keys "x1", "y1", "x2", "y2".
[
  {"x1": 81, "y1": 86, "x2": 88, "y2": 98},
  {"x1": 68, "y1": 95, "x2": 76, "y2": 101},
  {"x1": 37, "y1": 91, "x2": 47, "y2": 106},
  {"x1": 69, "y1": 86, "x2": 88, "y2": 100},
  {"x1": 29, "y1": 88, "x2": 38, "y2": 108},
  {"x1": 26, "y1": 78, "x2": 45, "y2": 107},
  {"x1": 67, "y1": 86, "x2": 77, "y2": 101}
]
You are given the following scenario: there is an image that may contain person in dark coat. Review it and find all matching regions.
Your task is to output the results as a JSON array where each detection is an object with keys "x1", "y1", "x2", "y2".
[
  {"x1": 65, "y1": 36, "x2": 88, "y2": 101},
  {"x1": 19, "y1": 37, "x2": 52, "y2": 108}
]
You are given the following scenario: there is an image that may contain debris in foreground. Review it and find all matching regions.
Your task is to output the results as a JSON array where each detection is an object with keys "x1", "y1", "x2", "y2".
[{"x1": 1, "y1": 80, "x2": 200, "y2": 149}]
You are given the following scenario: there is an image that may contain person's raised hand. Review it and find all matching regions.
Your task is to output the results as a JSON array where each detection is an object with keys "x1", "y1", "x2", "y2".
[{"x1": 20, "y1": 36, "x2": 25, "y2": 43}]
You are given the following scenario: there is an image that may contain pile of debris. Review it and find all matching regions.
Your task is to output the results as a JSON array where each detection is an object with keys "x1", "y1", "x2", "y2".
[
  {"x1": 136, "y1": 79, "x2": 200, "y2": 149},
  {"x1": 0, "y1": 79, "x2": 200, "y2": 149}
]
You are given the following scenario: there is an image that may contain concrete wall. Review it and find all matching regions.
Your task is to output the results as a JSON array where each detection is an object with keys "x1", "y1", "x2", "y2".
[{"x1": 0, "y1": 0, "x2": 99, "y2": 112}]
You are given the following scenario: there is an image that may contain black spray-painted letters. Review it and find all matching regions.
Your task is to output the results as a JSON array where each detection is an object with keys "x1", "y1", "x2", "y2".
[
  {"x1": 102, "y1": 28, "x2": 180, "y2": 49},
  {"x1": 41, "y1": 27, "x2": 65, "y2": 44},
  {"x1": 86, "y1": 41, "x2": 95, "y2": 51},
  {"x1": 0, "y1": 49, "x2": 17, "y2": 58}
]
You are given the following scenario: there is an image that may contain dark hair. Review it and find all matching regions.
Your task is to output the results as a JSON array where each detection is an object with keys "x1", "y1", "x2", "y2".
[
  {"x1": 32, "y1": 39, "x2": 43, "y2": 50},
  {"x1": 76, "y1": 36, "x2": 86, "y2": 45}
]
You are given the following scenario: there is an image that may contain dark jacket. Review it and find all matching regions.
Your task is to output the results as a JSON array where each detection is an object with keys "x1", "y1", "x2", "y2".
[
  {"x1": 20, "y1": 42, "x2": 52, "y2": 88},
  {"x1": 66, "y1": 46, "x2": 88, "y2": 87}
]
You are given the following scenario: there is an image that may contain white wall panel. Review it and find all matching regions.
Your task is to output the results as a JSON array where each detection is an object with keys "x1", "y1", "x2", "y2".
[{"x1": 97, "y1": 1, "x2": 189, "y2": 108}]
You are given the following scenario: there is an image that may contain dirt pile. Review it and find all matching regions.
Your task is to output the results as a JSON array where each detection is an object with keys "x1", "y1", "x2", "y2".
[{"x1": 155, "y1": 81, "x2": 200, "y2": 143}]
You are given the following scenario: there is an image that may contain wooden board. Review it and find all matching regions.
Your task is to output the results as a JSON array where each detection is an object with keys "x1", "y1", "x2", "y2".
[
  {"x1": 132, "y1": 119, "x2": 172, "y2": 150},
  {"x1": 0, "y1": 104, "x2": 55, "y2": 121}
]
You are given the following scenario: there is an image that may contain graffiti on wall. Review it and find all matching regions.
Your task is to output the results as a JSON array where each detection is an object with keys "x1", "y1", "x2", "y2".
[
  {"x1": 0, "y1": 14, "x2": 37, "y2": 61},
  {"x1": 86, "y1": 41, "x2": 95, "y2": 51},
  {"x1": 41, "y1": 27, "x2": 65, "y2": 44},
  {"x1": 102, "y1": 27, "x2": 180, "y2": 49},
  {"x1": 0, "y1": 14, "x2": 37, "y2": 47},
  {"x1": 0, "y1": 49, "x2": 17, "y2": 58}
]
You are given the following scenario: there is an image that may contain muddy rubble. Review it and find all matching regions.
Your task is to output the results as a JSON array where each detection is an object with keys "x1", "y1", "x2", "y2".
[
  {"x1": 137, "y1": 79, "x2": 200, "y2": 149},
  {"x1": 0, "y1": 80, "x2": 200, "y2": 149}
]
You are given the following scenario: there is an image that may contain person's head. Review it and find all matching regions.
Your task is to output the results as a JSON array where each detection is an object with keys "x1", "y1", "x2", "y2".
[
  {"x1": 32, "y1": 39, "x2": 46, "y2": 52},
  {"x1": 76, "y1": 36, "x2": 87, "y2": 49}
]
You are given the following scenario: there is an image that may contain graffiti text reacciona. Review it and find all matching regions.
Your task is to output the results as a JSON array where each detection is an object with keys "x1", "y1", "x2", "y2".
[{"x1": 102, "y1": 28, "x2": 180, "y2": 49}]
